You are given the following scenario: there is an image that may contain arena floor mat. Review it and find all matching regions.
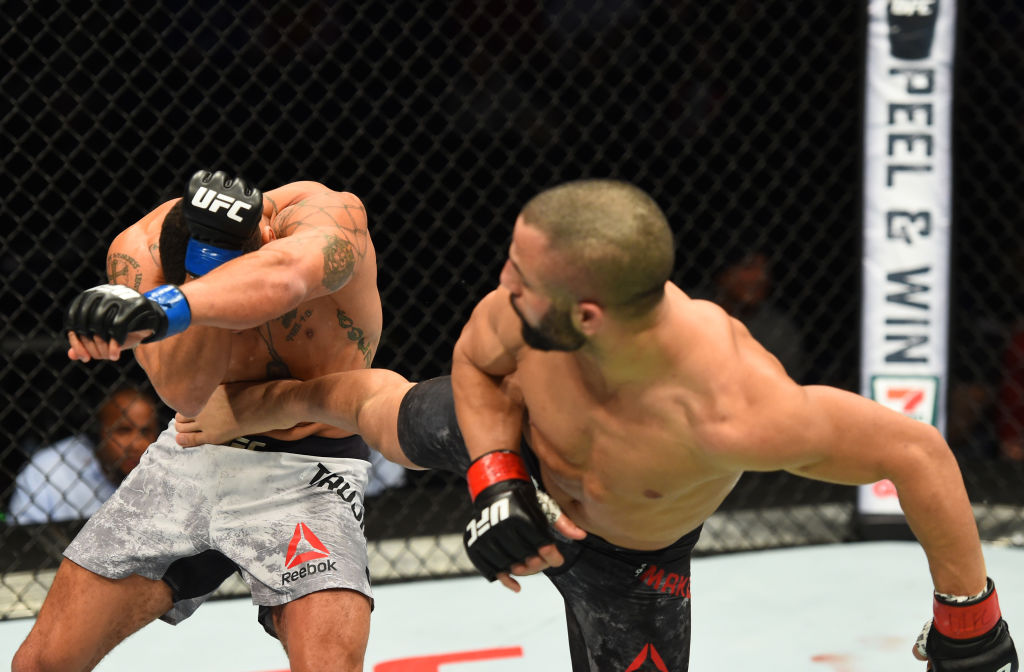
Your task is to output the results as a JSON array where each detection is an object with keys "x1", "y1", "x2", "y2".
[{"x1": 1, "y1": 540, "x2": 1022, "y2": 671}]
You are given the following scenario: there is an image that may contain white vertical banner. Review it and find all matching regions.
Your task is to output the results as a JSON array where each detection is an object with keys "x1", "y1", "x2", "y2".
[{"x1": 859, "y1": 0, "x2": 955, "y2": 517}]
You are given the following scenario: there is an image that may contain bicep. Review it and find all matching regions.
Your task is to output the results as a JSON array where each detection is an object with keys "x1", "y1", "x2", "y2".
[
  {"x1": 738, "y1": 384, "x2": 942, "y2": 486},
  {"x1": 453, "y1": 290, "x2": 521, "y2": 378},
  {"x1": 267, "y1": 188, "x2": 370, "y2": 293}
]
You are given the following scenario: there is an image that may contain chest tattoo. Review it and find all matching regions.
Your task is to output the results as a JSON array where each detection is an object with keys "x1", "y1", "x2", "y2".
[
  {"x1": 256, "y1": 322, "x2": 293, "y2": 379},
  {"x1": 282, "y1": 308, "x2": 315, "y2": 342},
  {"x1": 337, "y1": 309, "x2": 374, "y2": 366}
]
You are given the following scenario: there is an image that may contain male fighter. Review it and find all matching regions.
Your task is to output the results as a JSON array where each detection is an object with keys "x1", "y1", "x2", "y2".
[
  {"x1": 173, "y1": 179, "x2": 1017, "y2": 671},
  {"x1": 13, "y1": 170, "x2": 382, "y2": 672}
]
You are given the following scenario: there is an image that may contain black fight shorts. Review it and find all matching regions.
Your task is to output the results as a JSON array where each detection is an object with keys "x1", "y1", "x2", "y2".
[{"x1": 395, "y1": 376, "x2": 703, "y2": 671}]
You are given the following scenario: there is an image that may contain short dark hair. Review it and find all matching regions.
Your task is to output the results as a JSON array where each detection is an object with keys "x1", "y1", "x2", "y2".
[
  {"x1": 520, "y1": 179, "x2": 675, "y2": 316},
  {"x1": 159, "y1": 201, "x2": 188, "y2": 285},
  {"x1": 159, "y1": 200, "x2": 262, "y2": 284}
]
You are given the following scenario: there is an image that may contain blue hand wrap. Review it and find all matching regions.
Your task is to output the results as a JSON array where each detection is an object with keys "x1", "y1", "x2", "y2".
[
  {"x1": 143, "y1": 285, "x2": 191, "y2": 338},
  {"x1": 185, "y1": 239, "x2": 244, "y2": 276}
]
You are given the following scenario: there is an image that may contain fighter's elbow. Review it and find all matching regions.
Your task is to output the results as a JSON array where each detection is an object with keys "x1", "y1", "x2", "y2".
[
  {"x1": 890, "y1": 426, "x2": 958, "y2": 480},
  {"x1": 258, "y1": 253, "x2": 316, "y2": 306},
  {"x1": 266, "y1": 272, "x2": 311, "y2": 307},
  {"x1": 152, "y1": 380, "x2": 210, "y2": 418},
  {"x1": 917, "y1": 425, "x2": 954, "y2": 461}
]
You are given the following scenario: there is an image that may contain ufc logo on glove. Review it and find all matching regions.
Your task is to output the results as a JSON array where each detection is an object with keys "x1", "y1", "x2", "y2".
[
  {"x1": 465, "y1": 499, "x2": 510, "y2": 547},
  {"x1": 191, "y1": 186, "x2": 254, "y2": 222}
]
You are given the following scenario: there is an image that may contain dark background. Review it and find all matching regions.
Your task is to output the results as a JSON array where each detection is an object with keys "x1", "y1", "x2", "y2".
[{"x1": 2, "y1": 0, "x2": 1023, "y2": 610}]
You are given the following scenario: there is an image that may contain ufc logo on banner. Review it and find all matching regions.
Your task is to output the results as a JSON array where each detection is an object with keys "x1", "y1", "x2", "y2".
[
  {"x1": 191, "y1": 186, "x2": 253, "y2": 222},
  {"x1": 889, "y1": 0, "x2": 936, "y2": 17},
  {"x1": 465, "y1": 499, "x2": 510, "y2": 546}
]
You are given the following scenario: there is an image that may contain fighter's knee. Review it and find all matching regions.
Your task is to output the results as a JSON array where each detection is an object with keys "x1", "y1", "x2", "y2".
[
  {"x1": 11, "y1": 642, "x2": 60, "y2": 672},
  {"x1": 364, "y1": 369, "x2": 414, "y2": 400},
  {"x1": 10, "y1": 647, "x2": 32, "y2": 672}
]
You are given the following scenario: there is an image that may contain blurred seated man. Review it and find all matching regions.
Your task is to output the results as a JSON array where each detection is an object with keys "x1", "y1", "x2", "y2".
[
  {"x1": 8, "y1": 387, "x2": 160, "y2": 524},
  {"x1": 996, "y1": 324, "x2": 1024, "y2": 461},
  {"x1": 708, "y1": 249, "x2": 807, "y2": 382}
]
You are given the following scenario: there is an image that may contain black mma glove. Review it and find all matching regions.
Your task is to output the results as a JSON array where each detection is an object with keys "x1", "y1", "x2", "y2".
[
  {"x1": 915, "y1": 578, "x2": 1018, "y2": 671},
  {"x1": 463, "y1": 450, "x2": 556, "y2": 581},
  {"x1": 65, "y1": 284, "x2": 191, "y2": 344},
  {"x1": 184, "y1": 169, "x2": 263, "y2": 276}
]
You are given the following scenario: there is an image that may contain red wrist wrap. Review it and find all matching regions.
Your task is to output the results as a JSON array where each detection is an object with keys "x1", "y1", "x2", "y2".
[
  {"x1": 466, "y1": 450, "x2": 530, "y2": 500},
  {"x1": 932, "y1": 586, "x2": 1002, "y2": 640}
]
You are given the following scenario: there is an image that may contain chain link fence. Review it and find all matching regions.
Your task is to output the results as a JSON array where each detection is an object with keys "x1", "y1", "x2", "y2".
[{"x1": 2, "y1": 0, "x2": 1022, "y2": 620}]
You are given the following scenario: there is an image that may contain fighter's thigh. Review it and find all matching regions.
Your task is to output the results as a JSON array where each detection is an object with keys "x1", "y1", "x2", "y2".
[
  {"x1": 272, "y1": 589, "x2": 371, "y2": 672},
  {"x1": 13, "y1": 558, "x2": 173, "y2": 672}
]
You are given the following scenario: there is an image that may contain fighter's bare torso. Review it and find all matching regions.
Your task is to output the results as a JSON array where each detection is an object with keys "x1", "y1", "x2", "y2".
[
  {"x1": 504, "y1": 286, "x2": 788, "y2": 550},
  {"x1": 111, "y1": 184, "x2": 382, "y2": 436}
]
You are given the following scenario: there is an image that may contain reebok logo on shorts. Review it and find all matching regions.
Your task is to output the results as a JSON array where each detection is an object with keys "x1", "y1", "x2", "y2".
[
  {"x1": 281, "y1": 522, "x2": 337, "y2": 584},
  {"x1": 625, "y1": 643, "x2": 669, "y2": 672}
]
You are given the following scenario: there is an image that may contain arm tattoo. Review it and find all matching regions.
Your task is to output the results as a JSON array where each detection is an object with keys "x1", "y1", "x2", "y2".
[
  {"x1": 265, "y1": 195, "x2": 281, "y2": 220},
  {"x1": 270, "y1": 200, "x2": 370, "y2": 292},
  {"x1": 107, "y1": 253, "x2": 144, "y2": 291},
  {"x1": 322, "y1": 237, "x2": 356, "y2": 291}
]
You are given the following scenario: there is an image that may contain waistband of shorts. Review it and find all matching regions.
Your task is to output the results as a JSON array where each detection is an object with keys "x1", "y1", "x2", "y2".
[
  {"x1": 578, "y1": 523, "x2": 704, "y2": 558},
  {"x1": 223, "y1": 433, "x2": 370, "y2": 461}
]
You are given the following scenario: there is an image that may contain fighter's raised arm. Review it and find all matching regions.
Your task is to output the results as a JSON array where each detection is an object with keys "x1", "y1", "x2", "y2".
[
  {"x1": 450, "y1": 286, "x2": 527, "y2": 460},
  {"x1": 64, "y1": 170, "x2": 374, "y2": 415},
  {"x1": 692, "y1": 333, "x2": 987, "y2": 595},
  {"x1": 683, "y1": 313, "x2": 1013, "y2": 670},
  {"x1": 453, "y1": 280, "x2": 586, "y2": 591},
  {"x1": 181, "y1": 179, "x2": 370, "y2": 329}
]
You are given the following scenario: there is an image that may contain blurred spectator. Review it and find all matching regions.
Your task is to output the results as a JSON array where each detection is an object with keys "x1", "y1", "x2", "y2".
[
  {"x1": 8, "y1": 387, "x2": 160, "y2": 524},
  {"x1": 946, "y1": 379, "x2": 999, "y2": 459},
  {"x1": 705, "y1": 250, "x2": 808, "y2": 382},
  {"x1": 996, "y1": 323, "x2": 1024, "y2": 461}
]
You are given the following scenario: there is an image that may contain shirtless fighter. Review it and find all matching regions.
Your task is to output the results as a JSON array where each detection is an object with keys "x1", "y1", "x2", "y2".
[
  {"x1": 173, "y1": 179, "x2": 1017, "y2": 671},
  {"x1": 13, "y1": 170, "x2": 386, "y2": 672}
]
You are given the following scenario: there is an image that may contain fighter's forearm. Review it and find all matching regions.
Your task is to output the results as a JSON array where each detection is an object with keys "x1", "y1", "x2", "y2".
[
  {"x1": 136, "y1": 325, "x2": 231, "y2": 416},
  {"x1": 274, "y1": 377, "x2": 362, "y2": 433},
  {"x1": 892, "y1": 441, "x2": 987, "y2": 596},
  {"x1": 179, "y1": 252, "x2": 314, "y2": 330},
  {"x1": 450, "y1": 356, "x2": 523, "y2": 461}
]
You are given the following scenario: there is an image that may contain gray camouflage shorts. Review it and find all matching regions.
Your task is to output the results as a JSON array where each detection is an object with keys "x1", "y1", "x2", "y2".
[{"x1": 65, "y1": 420, "x2": 373, "y2": 631}]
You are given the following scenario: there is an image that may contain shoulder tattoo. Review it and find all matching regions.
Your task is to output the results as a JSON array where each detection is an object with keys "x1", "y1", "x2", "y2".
[
  {"x1": 107, "y1": 253, "x2": 144, "y2": 291},
  {"x1": 322, "y1": 236, "x2": 356, "y2": 291}
]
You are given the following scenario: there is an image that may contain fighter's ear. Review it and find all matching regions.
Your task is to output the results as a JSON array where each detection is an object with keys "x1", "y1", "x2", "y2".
[
  {"x1": 261, "y1": 223, "x2": 276, "y2": 245},
  {"x1": 576, "y1": 301, "x2": 604, "y2": 336}
]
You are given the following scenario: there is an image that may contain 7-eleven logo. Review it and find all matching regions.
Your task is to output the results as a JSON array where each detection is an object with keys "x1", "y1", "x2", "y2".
[
  {"x1": 870, "y1": 375, "x2": 938, "y2": 425},
  {"x1": 285, "y1": 522, "x2": 330, "y2": 569}
]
